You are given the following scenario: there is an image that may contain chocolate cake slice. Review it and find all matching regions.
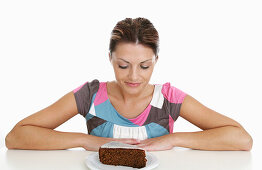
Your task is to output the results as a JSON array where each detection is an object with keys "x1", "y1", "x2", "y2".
[{"x1": 99, "y1": 141, "x2": 147, "y2": 168}]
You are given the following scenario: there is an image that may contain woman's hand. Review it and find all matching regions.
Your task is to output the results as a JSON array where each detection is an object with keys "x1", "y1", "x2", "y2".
[
  {"x1": 81, "y1": 134, "x2": 141, "y2": 151},
  {"x1": 137, "y1": 134, "x2": 175, "y2": 151}
]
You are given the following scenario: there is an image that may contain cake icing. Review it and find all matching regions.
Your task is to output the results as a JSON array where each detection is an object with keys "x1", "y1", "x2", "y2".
[{"x1": 101, "y1": 141, "x2": 144, "y2": 150}]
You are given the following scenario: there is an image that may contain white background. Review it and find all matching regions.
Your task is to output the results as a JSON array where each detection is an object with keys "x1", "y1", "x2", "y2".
[{"x1": 0, "y1": 0, "x2": 261, "y2": 167}]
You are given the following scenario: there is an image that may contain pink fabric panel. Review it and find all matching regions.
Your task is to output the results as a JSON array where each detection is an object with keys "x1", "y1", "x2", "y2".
[
  {"x1": 162, "y1": 82, "x2": 186, "y2": 103},
  {"x1": 129, "y1": 105, "x2": 152, "y2": 126},
  {"x1": 94, "y1": 82, "x2": 108, "y2": 106},
  {"x1": 169, "y1": 114, "x2": 174, "y2": 134},
  {"x1": 73, "y1": 81, "x2": 88, "y2": 93}
]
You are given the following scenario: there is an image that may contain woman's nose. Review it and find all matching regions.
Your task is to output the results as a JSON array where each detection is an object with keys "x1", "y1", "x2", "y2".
[{"x1": 128, "y1": 67, "x2": 139, "y2": 81}]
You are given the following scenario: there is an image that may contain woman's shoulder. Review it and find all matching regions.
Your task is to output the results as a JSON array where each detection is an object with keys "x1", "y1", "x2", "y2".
[
  {"x1": 72, "y1": 79, "x2": 101, "y2": 94},
  {"x1": 156, "y1": 82, "x2": 187, "y2": 104},
  {"x1": 72, "y1": 79, "x2": 105, "y2": 117}
]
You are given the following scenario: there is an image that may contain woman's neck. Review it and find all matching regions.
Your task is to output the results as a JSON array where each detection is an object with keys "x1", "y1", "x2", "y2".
[{"x1": 107, "y1": 81, "x2": 154, "y2": 104}]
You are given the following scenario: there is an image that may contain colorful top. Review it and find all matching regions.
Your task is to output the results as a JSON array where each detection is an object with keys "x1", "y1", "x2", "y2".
[{"x1": 73, "y1": 79, "x2": 187, "y2": 140}]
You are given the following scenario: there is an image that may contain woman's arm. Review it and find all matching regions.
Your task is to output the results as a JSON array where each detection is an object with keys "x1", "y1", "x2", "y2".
[
  {"x1": 175, "y1": 95, "x2": 253, "y2": 151},
  {"x1": 6, "y1": 125, "x2": 138, "y2": 151},
  {"x1": 171, "y1": 126, "x2": 252, "y2": 151},
  {"x1": 5, "y1": 91, "x2": 87, "y2": 150},
  {"x1": 5, "y1": 91, "x2": 139, "y2": 151},
  {"x1": 138, "y1": 95, "x2": 253, "y2": 151}
]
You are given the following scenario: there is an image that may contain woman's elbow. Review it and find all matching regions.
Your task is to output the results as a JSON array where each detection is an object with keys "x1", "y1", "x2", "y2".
[
  {"x1": 238, "y1": 128, "x2": 253, "y2": 151},
  {"x1": 241, "y1": 134, "x2": 253, "y2": 151},
  {"x1": 5, "y1": 132, "x2": 15, "y2": 149},
  {"x1": 5, "y1": 127, "x2": 20, "y2": 149}
]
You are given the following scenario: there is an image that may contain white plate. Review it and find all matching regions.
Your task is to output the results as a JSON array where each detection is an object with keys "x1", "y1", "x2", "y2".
[{"x1": 85, "y1": 152, "x2": 159, "y2": 170}]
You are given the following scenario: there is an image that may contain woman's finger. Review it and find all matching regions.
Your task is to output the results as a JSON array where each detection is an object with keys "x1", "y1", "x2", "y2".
[
  {"x1": 137, "y1": 143, "x2": 146, "y2": 147},
  {"x1": 114, "y1": 138, "x2": 141, "y2": 144},
  {"x1": 138, "y1": 144, "x2": 152, "y2": 151},
  {"x1": 138, "y1": 139, "x2": 149, "y2": 144}
]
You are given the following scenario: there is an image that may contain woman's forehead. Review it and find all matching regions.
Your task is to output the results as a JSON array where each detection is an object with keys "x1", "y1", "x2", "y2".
[
  {"x1": 115, "y1": 57, "x2": 154, "y2": 64},
  {"x1": 112, "y1": 42, "x2": 155, "y2": 62}
]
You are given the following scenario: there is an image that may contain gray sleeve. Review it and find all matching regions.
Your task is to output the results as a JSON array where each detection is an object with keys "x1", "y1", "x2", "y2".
[
  {"x1": 169, "y1": 102, "x2": 183, "y2": 122},
  {"x1": 163, "y1": 83, "x2": 187, "y2": 122},
  {"x1": 73, "y1": 79, "x2": 100, "y2": 117}
]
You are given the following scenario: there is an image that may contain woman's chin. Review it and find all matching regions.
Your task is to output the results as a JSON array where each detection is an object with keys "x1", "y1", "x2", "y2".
[{"x1": 124, "y1": 84, "x2": 146, "y2": 95}]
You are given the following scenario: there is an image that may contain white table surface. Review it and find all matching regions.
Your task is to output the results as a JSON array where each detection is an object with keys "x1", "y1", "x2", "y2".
[{"x1": 0, "y1": 146, "x2": 257, "y2": 170}]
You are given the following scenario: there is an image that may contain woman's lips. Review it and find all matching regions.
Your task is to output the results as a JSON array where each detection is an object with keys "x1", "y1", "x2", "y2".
[{"x1": 125, "y1": 82, "x2": 141, "y2": 87}]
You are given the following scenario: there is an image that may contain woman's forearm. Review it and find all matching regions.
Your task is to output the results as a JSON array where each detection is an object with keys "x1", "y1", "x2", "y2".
[
  {"x1": 5, "y1": 125, "x2": 87, "y2": 150},
  {"x1": 172, "y1": 126, "x2": 253, "y2": 151},
  {"x1": 5, "y1": 125, "x2": 142, "y2": 151}
]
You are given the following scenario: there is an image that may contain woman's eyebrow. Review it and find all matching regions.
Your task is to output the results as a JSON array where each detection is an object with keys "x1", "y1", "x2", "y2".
[
  {"x1": 117, "y1": 58, "x2": 130, "y2": 63},
  {"x1": 141, "y1": 59, "x2": 153, "y2": 63},
  {"x1": 117, "y1": 58, "x2": 152, "y2": 63}
]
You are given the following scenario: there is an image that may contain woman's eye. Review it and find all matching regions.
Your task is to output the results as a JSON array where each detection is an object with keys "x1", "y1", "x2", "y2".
[
  {"x1": 118, "y1": 65, "x2": 128, "y2": 69},
  {"x1": 140, "y1": 66, "x2": 149, "y2": 69}
]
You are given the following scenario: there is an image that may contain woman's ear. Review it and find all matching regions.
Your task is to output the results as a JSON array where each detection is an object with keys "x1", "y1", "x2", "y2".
[
  {"x1": 155, "y1": 55, "x2": 159, "y2": 63},
  {"x1": 109, "y1": 52, "x2": 112, "y2": 63}
]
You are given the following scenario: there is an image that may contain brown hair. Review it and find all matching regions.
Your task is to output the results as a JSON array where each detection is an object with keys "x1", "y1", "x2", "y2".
[{"x1": 109, "y1": 17, "x2": 159, "y2": 57}]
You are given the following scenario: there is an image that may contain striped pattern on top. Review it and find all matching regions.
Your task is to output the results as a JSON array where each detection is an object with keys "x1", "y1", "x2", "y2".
[{"x1": 73, "y1": 79, "x2": 187, "y2": 140}]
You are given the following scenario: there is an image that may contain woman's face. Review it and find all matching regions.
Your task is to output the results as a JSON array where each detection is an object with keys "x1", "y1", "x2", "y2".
[{"x1": 110, "y1": 42, "x2": 157, "y2": 96}]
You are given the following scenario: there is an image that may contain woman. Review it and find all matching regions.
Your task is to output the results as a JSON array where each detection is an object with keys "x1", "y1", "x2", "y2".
[{"x1": 5, "y1": 17, "x2": 252, "y2": 151}]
